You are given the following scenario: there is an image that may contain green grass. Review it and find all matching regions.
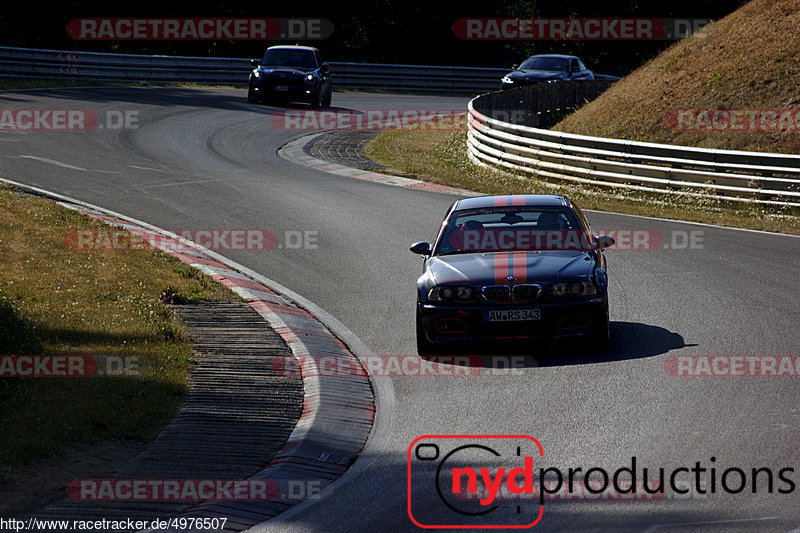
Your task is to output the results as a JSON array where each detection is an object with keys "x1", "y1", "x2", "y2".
[
  {"x1": 0, "y1": 186, "x2": 237, "y2": 478},
  {"x1": 365, "y1": 128, "x2": 800, "y2": 236}
]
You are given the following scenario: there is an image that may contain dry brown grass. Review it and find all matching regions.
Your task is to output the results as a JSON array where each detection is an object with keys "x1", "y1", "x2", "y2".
[{"x1": 555, "y1": 0, "x2": 800, "y2": 154}]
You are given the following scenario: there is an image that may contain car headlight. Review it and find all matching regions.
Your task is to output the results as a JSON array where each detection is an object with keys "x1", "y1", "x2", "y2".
[
  {"x1": 501, "y1": 76, "x2": 513, "y2": 84},
  {"x1": 428, "y1": 286, "x2": 474, "y2": 302},
  {"x1": 547, "y1": 281, "x2": 597, "y2": 298},
  {"x1": 253, "y1": 70, "x2": 261, "y2": 79},
  {"x1": 306, "y1": 74, "x2": 315, "y2": 82}
]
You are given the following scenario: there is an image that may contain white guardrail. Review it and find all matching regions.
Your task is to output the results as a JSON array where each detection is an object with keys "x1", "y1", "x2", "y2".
[{"x1": 468, "y1": 88, "x2": 800, "y2": 209}]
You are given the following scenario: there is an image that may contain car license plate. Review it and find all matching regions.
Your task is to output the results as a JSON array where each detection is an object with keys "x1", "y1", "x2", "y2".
[
  {"x1": 485, "y1": 309, "x2": 541, "y2": 322},
  {"x1": 274, "y1": 86, "x2": 289, "y2": 92}
]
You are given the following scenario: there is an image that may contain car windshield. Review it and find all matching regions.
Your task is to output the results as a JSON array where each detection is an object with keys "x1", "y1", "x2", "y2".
[
  {"x1": 434, "y1": 206, "x2": 589, "y2": 255},
  {"x1": 261, "y1": 49, "x2": 318, "y2": 69},
  {"x1": 519, "y1": 57, "x2": 569, "y2": 72}
]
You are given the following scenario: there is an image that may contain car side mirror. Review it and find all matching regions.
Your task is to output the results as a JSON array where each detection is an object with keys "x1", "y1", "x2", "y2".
[
  {"x1": 410, "y1": 241, "x2": 431, "y2": 255},
  {"x1": 593, "y1": 235, "x2": 615, "y2": 250},
  {"x1": 512, "y1": 64, "x2": 519, "y2": 70},
  {"x1": 250, "y1": 59, "x2": 259, "y2": 67},
  {"x1": 322, "y1": 63, "x2": 330, "y2": 72}
]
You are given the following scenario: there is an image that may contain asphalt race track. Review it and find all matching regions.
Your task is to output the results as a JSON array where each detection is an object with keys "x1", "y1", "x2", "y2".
[{"x1": 2, "y1": 87, "x2": 800, "y2": 532}]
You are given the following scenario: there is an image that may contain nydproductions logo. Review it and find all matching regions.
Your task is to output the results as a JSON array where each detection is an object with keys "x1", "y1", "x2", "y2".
[
  {"x1": 407, "y1": 435, "x2": 544, "y2": 529},
  {"x1": 407, "y1": 436, "x2": 795, "y2": 529}
]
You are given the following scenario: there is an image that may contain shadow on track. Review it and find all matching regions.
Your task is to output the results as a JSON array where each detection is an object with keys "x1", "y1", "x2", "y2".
[
  {"x1": 0, "y1": 86, "x2": 360, "y2": 115},
  {"x1": 422, "y1": 321, "x2": 691, "y2": 370}
]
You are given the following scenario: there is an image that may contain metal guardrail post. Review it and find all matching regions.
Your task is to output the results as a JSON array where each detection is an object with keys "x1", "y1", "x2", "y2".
[{"x1": 541, "y1": 85, "x2": 551, "y2": 128}]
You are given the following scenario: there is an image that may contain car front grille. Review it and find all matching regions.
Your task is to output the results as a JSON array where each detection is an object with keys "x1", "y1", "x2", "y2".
[
  {"x1": 512, "y1": 284, "x2": 541, "y2": 302},
  {"x1": 264, "y1": 76, "x2": 304, "y2": 88},
  {"x1": 481, "y1": 285, "x2": 510, "y2": 302},
  {"x1": 481, "y1": 284, "x2": 541, "y2": 303},
  {"x1": 267, "y1": 82, "x2": 304, "y2": 88}
]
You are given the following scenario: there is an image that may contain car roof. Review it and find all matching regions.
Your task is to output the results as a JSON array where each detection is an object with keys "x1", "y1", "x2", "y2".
[
  {"x1": 525, "y1": 54, "x2": 577, "y2": 60},
  {"x1": 266, "y1": 45, "x2": 320, "y2": 53},
  {"x1": 452, "y1": 195, "x2": 572, "y2": 211}
]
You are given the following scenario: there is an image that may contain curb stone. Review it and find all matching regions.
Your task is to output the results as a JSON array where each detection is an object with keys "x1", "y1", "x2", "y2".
[{"x1": 278, "y1": 131, "x2": 478, "y2": 196}]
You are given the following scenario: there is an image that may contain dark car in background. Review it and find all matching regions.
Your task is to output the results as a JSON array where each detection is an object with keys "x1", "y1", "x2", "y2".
[
  {"x1": 410, "y1": 195, "x2": 615, "y2": 355},
  {"x1": 500, "y1": 54, "x2": 594, "y2": 89},
  {"x1": 248, "y1": 45, "x2": 332, "y2": 107}
]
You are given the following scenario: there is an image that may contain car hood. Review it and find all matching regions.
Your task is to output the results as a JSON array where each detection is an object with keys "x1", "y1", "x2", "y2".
[
  {"x1": 426, "y1": 251, "x2": 593, "y2": 286},
  {"x1": 506, "y1": 70, "x2": 568, "y2": 81},
  {"x1": 256, "y1": 67, "x2": 314, "y2": 78}
]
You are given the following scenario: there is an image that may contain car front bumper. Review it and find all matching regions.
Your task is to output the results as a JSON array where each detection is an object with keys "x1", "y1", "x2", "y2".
[
  {"x1": 418, "y1": 296, "x2": 607, "y2": 346},
  {"x1": 501, "y1": 79, "x2": 562, "y2": 90},
  {"x1": 249, "y1": 80, "x2": 316, "y2": 102}
]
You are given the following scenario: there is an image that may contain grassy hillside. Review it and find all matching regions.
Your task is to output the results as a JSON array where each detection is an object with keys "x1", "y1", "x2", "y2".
[{"x1": 555, "y1": 0, "x2": 800, "y2": 154}]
